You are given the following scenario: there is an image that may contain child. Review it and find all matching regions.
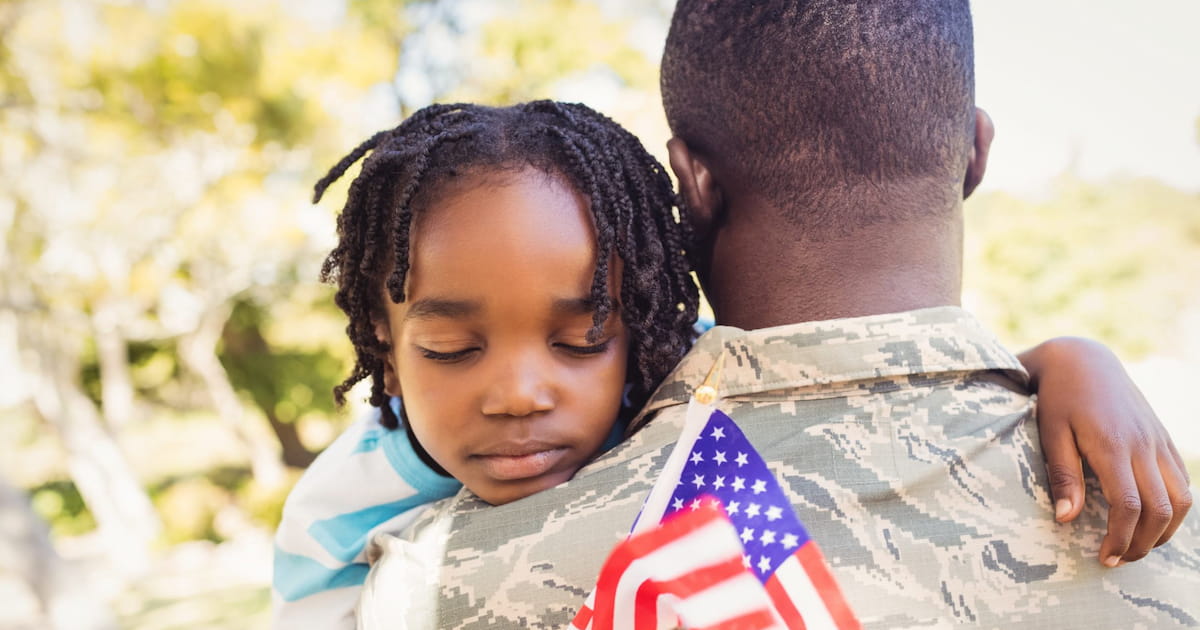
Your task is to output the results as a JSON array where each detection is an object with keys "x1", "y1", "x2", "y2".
[
  {"x1": 273, "y1": 100, "x2": 699, "y2": 628},
  {"x1": 273, "y1": 101, "x2": 1185, "y2": 629}
]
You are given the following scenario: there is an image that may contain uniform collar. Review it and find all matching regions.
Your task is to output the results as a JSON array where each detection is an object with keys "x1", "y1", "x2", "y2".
[{"x1": 631, "y1": 306, "x2": 1027, "y2": 430}]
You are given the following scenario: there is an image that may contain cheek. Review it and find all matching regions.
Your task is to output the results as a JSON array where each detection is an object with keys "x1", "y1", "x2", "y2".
[
  {"x1": 582, "y1": 345, "x2": 631, "y2": 416},
  {"x1": 393, "y1": 356, "x2": 464, "y2": 435}
]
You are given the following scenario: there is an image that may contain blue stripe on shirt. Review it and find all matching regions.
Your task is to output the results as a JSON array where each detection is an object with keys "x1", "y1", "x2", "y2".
[
  {"x1": 274, "y1": 546, "x2": 370, "y2": 602},
  {"x1": 380, "y1": 400, "x2": 463, "y2": 498},
  {"x1": 307, "y1": 495, "x2": 451, "y2": 564}
]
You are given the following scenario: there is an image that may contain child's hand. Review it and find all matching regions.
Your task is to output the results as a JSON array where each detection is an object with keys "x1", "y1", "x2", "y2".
[{"x1": 1020, "y1": 337, "x2": 1193, "y2": 567}]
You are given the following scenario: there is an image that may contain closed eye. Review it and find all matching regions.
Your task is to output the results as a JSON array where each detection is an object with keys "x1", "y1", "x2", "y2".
[
  {"x1": 556, "y1": 339, "x2": 612, "y2": 357},
  {"x1": 418, "y1": 347, "x2": 478, "y2": 363}
]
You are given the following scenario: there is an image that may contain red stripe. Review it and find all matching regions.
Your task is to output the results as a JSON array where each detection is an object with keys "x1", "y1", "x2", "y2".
[
  {"x1": 591, "y1": 505, "x2": 726, "y2": 630},
  {"x1": 764, "y1": 572, "x2": 806, "y2": 630},
  {"x1": 632, "y1": 579, "x2": 660, "y2": 630},
  {"x1": 794, "y1": 544, "x2": 860, "y2": 630},
  {"x1": 691, "y1": 608, "x2": 779, "y2": 630},
  {"x1": 633, "y1": 556, "x2": 749, "y2": 629},
  {"x1": 570, "y1": 604, "x2": 593, "y2": 629}
]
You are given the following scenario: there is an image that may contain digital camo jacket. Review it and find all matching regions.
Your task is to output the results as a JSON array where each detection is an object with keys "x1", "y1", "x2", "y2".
[{"x1": 359, "y1": 307, "x2": 1200, "y2": 629}]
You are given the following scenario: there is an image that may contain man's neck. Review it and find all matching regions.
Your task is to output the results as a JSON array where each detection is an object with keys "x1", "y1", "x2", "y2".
[{"x1": 704, "y1": 205, "x2": 964, "y2": 330}]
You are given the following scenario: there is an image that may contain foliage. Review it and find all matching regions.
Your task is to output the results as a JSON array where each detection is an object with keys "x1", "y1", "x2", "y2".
[
  {"x1": 30, "y1": 480, "x2": 96, "y2": 538},
  {"x1": 964, "y1": 176, "x2": 1200, "y2": 357},
  {"x1": 154, "y1": 476, "x2": 232, "y2": 544}
]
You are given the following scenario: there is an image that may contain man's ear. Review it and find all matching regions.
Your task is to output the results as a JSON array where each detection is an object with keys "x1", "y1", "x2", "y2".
[
  {"x1": 372, "y1": 313, "x2": 402, "y2": 397},
  {"x1": 667, "y1": 137, "x2": 723, "y2": 240},
  {"x1": 964, "y1": 107, "x2": 994, "y2": 199}
]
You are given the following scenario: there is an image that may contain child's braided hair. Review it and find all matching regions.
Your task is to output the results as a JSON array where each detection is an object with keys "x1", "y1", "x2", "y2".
[{"x1": 315, "y1": 101, "x2": 700, "y2": 439}]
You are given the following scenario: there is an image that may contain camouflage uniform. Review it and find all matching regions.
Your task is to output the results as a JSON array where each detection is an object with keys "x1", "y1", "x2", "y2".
[{"x1": 360, "y1": 307, "x2": 1200, "y2": 629}]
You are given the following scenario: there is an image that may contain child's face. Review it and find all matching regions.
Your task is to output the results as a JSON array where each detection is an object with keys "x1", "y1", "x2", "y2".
[{"x1": 378, "y1": 168, "x2": 629, "y2": 505}]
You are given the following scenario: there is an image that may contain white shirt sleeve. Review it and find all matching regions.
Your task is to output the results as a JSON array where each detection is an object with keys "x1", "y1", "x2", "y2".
[{"x1": 271, "y1": 402, "x2": 461, "y2": 630}]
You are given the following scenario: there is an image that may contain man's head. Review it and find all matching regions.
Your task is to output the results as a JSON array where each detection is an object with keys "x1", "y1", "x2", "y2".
[{"x1": 661, "y1": 0, "x2": 989, "y2": 235}]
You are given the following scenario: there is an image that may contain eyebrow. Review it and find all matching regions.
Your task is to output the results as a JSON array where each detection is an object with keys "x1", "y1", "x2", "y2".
[
  {"x1": 553, "y1": 296, "x2": 611, "y2": 317},
  {"x1": 404, "y1": 298, "x2": 481, "y2": 321}
]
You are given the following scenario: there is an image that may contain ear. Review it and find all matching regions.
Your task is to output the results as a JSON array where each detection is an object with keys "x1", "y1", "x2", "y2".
[
  {"x1": 372, "y1": 312, "x2": 402, "y2": 397},
  {"x1": 963, "y1": 107, "x2": 994, "y2": 199},
  {"x1": 667, "y1": 137, "x2": 723, "y2": 241}
]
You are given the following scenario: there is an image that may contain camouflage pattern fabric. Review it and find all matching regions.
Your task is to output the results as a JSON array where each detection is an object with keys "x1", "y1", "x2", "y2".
[{"x1": 359, "y1": 306, "x2": 1200, "y2": 629}]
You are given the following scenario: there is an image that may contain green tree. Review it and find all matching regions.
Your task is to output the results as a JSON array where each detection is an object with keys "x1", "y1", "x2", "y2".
[{"x1": 0, "y1": 0, "x2": 400, "y2": 563}]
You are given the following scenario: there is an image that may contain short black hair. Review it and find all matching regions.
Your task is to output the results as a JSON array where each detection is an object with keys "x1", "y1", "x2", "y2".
[
  {"x1": 315, "y1": 101, "x2": 699, "y2": 449},
  {"x1": 662, "y1": 0, "x2": 976, "y2": 231}
]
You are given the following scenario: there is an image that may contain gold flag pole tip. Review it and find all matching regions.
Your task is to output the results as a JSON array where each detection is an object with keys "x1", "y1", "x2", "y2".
[{"x1": 692, "y1": 352, "x2": 724, "y2": 405}]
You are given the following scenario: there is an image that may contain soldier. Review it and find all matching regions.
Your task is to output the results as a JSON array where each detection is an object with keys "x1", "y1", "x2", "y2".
[{"x1": 359, "y1": 1, "x2": 1199, "y2": 627}]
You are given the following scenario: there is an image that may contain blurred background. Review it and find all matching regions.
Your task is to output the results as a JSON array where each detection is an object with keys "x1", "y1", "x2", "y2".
[{"x1": 0, "y1": 0, "x2": 1196, "y2": 628}]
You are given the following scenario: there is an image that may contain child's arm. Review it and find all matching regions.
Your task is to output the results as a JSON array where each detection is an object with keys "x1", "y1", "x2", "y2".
[
  {"x1": 272, "y1": 401, "x2": 462, "y2": 630},
  {"x1": 1019, "y1": 337, "x2": 1193, "y2": 567}
]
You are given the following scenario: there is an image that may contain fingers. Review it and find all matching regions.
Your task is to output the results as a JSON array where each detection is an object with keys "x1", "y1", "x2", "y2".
[
  {"x1": 1155, "y1": 448, "x2": 1194, "y2": 548},
  {"x1": 1118, "y1": 453, "x2": 1173, "y2": 563},
  {"x1": 1038, "y1": 416, "x2": 1085, "y2": 523},
  {"x1": 1093, "y1": 454, "x2": 1139, "y2": 567}
]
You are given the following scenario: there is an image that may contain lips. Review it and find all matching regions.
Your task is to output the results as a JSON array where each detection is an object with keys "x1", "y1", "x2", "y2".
[{"x1": 472, "y1": 443, "x2": 567, "y2": 481}]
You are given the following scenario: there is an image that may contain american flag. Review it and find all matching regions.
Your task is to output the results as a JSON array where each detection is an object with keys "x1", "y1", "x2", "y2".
[
  {"x1": 572, "y1": 406, "x2": 860, "y2": 630},
  {"x1": 573, "y1": 500, "x2": 788, "y2": 630}
]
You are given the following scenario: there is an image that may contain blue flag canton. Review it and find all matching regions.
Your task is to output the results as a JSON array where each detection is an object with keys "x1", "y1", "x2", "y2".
[{"x1": 664, "y1": 409, "x2": 812, "y2": 581}]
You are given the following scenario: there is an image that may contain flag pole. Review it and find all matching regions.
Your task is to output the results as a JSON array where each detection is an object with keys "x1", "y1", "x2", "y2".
[{"x1": 631, "y1": 350, "x2": 725, "y2": 534}]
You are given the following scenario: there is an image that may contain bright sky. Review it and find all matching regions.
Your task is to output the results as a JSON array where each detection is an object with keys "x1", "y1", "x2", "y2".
[{"x1": 972, "y1": 0, "x2": 1200, "y2": 194}]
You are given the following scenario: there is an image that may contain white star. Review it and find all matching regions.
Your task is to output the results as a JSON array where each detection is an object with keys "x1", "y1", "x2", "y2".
[
  {"x1": 745, "y1": 503, "x2": 761, "y2": 518},
  {"x1": 671, "y1": 497, "x2": 684, "y2": 511},
  {"x1": 710, "y1": 426, "x2": 726, "y2": 440},
  {"x1": 740, "y1": 527, "x2": 755, "y2": 543},
  {"x1": 735, "y1": 452, "x2": 749, "y2": 467},
  {"x1": 691, "y1": 474, "x2": 705, "y2": 488},
  {"x1": 708, "y1": 497, "x2": 722, "y2": 509},
  {"x1": 690, "y1": 451, "x2": 704, "y2": 465},
  {"x1": 732, "y1": 476, "x2": 746, "y2": 492},
  {"x1": 781, "y1": 533, "x2": 800, "y2": 549},
  {"x1": 690, "y1": 498, "x2": 702, "y2": 511},
  {"x1": 765, "y1": 506, "x2": 784, "y2": 522},
  {"x1": 757, "y1": 556, "x2": 772, "y2": 574},
  {"x1": 713, "y1": 450, "x2": 727, "y2": 465},
  {"x1": 712, "y1": 475, "x2": 726, "y2": 490},
  {"x1": 751, "y1": 479, "x2": 768, "y2": 495},
  {"x1": 760, "y1": 529, "x2": 776, "y2": 545},
  {"x1": 727, "y1": 501, "x2": 741, "y2": 515}
]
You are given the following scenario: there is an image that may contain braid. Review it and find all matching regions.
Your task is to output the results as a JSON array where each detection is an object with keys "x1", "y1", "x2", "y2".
[{"x1": 316, "y1": 101, "x2": 700, "y2": 436}]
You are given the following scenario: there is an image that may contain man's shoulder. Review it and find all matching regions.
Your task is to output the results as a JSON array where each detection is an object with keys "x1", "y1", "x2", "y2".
[{"x1": 638, "y1": 306, "x2": 1027, "y2": 424}]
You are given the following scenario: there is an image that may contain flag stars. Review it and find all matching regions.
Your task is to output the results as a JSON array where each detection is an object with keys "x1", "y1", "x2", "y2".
[
  {"x1": 727, "y1": 501, "x2": 740, "y2": 515},
  {"x1": 740, "y1": 527, "x2": 755, "y2": 544},
  {"x1": 735, "y1": 452, "x2": 749, "y2": 467},
  {"x1": 751, "y1": 479, "x2": 768, "y2": 495},
  {"x1": 760, "y1": 529, "x2": 776, "y2": 545},
  {"x1": 690, "y1": 451, "x2": 704, "y2": 465},
  {"x1": 757, "y1": 556, "x2": 772, "y2": 574},
  {"x1": 713, "y1": 475, "x2": 726, "y2": 490},
  {"x1": 713, "y1": 450, "x2": 727, "y2": 465},
  {"x1": 690, "y1": 498, "x2": 702, "y2": 511},
  {"x1": 782, "y1": 533, "x2": 799, "y2": 549},
  {"x1": 745, "y1": 503, "x2": 761, "y2": 518},
  {"x1": 765, "y1": 506, "x2": 784, "y2": 522},
  {"x1": 671, "y1": 497, "x2": 684, "y2": 511},
  {"x1": 691, "y1": 474, "x2": 705, "y2": 489},
  {"x1": 732, "y1": 477, "x2": 746, "y2": 492},
  {"x1": 710, "y1": 426, "x2": 726, "y2": 441}
]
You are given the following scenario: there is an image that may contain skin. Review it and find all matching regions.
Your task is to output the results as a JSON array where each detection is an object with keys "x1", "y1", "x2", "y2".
[
  {"x1": 373, "y1": 168, "x2": 629, "y2": 506},
  {"x1": 668, "y1": 107, "x2": 1191, "y2": 565}
]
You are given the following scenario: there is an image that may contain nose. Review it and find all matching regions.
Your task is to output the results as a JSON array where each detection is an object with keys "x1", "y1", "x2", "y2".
[{"x1": 480, "y1": 351, "x2": 556, "y2": 417}]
